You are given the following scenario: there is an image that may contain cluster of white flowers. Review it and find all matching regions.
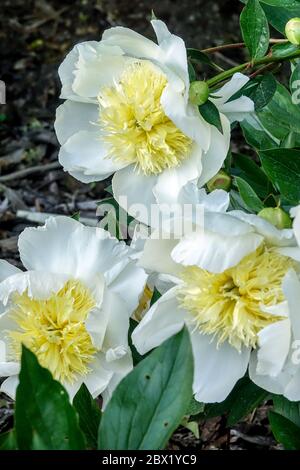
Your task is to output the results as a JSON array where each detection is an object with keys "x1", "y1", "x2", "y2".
[{"x1": 1, "y1": 20, "x2": 300, "y2": 407}]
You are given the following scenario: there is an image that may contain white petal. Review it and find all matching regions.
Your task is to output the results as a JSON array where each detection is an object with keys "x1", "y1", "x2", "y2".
[
  {"x1": 256, "y1": 320, "x2": 291, "y2": 377},
  {"x1": 59, "y1": 130, "x2": 125, "y2": 183},
  {"x1": 218, "y1": 97, "x2": 255, "y2": 123},
  {"x1": 18, "y1": 216, "x2": 132, "y2": 285},
  {"x1": 83, "y1": 353, "x2": 114, "y2": 399},
  {"x1": 139, "y1": 237, "x2": 182, "y2": 276},
  {"x1": 0, "y1": 375, "x2": 19, "y2": 399},
  {"x1": 59, "y1": 41, "x2": 129, "y2": 101},
  {"x1": 85, "y1": 287, "x2": 109, "y2": 350},
  {"x1": 151, "y1": 20, "x2": 189, "y2": 89},
  {"x1": 153, "y1": 142, "x2": 202, "y2": 205},
  {"x1": 190, "y1": 329, "x2": 250, "y2": 402},
  {"x1": 102, "y1": 291, "x2": 130, "y2": 350},
  {"x1": 55, "y1": 100, "x2": 98, "y2": 146},
  {"x1": 72, "y1": 45, "x2": 131, "y2": 99},
  {"x1": 101, "y1": 353, "x2": 133, "y2": 408},
  {"x1": 230, "y1": 210, "x2": 295, "y2": 247},
  {"x1": 0, "y1": 271, "x2": 68, "y2": 305},
  {"x1": 0, "y1": 260, "x2": 21, "y2": 283},
  {"x1": 211, "y1": 73, "x2": 254, "y2": 123},
  {"x1": 249, "y1": 351, "x2": 293, "y2": 395},
  {"x1": 178, "y1": 185, "x2": 230, "y2": 213},
  {"x1": 283, "y1": 270, "x2": 300, "y2": 341},
  {"x1": 161, "y1": 85, "x2": 211, "y2": 151},
  {"x1": 284, "y1": 369, "x2": 300, "y2": 401},
  {"x1": 108, "y1": 261, "x2": 147, "y2": 313},
  {"x1": 112, "y1": 166, "x2": 157, "y2": 225},
  {"x1": 212, "y1": 73, "x2": 250, "y2": 104},
  {"x1": 102, "y1": 26, "x2": 161, "y2": 61},
  {"x1": 197, "y1": 114, "x2": 231, "y2": 187},
  {"x1": 0, "y1": 362, "x2": 20, "y2": 376},
  {"x1": 292, "y1": 205, "x2": 300, "y2": 246},
  {"x1": 132, "y1": 287, "x2": 185, "y2": 355},
  {"x1": 171, "y1": 229, "x2": 263, "y2": 273},
  {"x1": 59, "y1": 41, "x2": 100, "y2": 102}
]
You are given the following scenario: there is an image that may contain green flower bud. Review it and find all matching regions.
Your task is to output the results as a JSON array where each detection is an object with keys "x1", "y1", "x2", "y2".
[
  {"x1": 258, "y1": 207, "x2": 292, "y2": 230},
  {"x1": 207, "y1": 170, "x2": 232, "y2": 192},
  {"x1": 285, "y1": 18, "x2": 300, "y2": 46},
  {"x1": 189, "y1": 81, "x2": 209, "y2": 106}
]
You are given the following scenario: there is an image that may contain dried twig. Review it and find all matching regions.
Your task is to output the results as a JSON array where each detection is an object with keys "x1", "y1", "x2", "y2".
[{"x1": 0, "y1": 162, "x2": 61, "y2": 183}]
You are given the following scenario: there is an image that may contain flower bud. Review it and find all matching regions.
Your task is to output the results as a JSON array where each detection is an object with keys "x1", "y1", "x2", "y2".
[
  {"x1": 189, "y1": 81, "x2": 209, "y2": 106},
  {"x1": 258, "y1": 207, "x2": 292, "y2": 230},
  {"x1": 207, "y1": 170, "x2": 231, "y2": 192},
  {"x1": 285, "y1": 18, "x2": 300, "y2": 46}
]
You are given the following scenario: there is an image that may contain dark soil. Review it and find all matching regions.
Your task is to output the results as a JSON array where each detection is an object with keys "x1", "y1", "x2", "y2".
[{"x1": 0, "y1": 0, "x2": 278, "y2": 450}]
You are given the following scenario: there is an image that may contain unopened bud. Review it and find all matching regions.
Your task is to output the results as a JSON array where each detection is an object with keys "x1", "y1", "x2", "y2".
[
  {"x1": 258, "y1": 207, "x2": 292, "y2": 230},
  {"x1": 285, "y1": 18, "x2": 300, "y2": 46},
  {"x1": 189, "y1": 81, "x2": 209, "y2": 106},
  {"x1": 207, "y1": 170, "x2": 231, "y2": 192}
]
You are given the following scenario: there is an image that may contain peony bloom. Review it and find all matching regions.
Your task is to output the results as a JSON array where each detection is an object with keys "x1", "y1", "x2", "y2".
[
  {"x1": 250, "y1": 205, "x2": 300, "y2": 400},
  {"x1": 0, "y1": 216, "x2": 147, "y2": 404},
  {"x1": 55, "y1": 20, "x2": 253, "y2": 222},
  {"x1": 132, "y1": 207, "x2": 299, "y2": 403}
]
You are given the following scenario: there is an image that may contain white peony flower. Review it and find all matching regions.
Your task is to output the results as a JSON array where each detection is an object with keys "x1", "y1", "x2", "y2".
[
  {"x1": 132, "y1": 207, "x2": 299, "y2": 403},
  {"x1": 249, "y1": 205, "x2": 300, "y2": 400},
  {"x1": 0, "y1": 216, "x2": 147, "y2": 404},
  {"x1": 55, "y1": 20, "x2": 254, "y2": 222}
]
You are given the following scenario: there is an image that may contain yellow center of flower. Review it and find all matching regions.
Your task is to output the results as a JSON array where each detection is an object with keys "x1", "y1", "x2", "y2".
[
  {"x1": 98, "y1": 61, "x2": 192, "y2": 175},
  {"x1": 177, "y1": 245, "x2": 293, "y2": 351},
  {"x1": 8, "y1": 280, "x2": 97, "y2": 383}
]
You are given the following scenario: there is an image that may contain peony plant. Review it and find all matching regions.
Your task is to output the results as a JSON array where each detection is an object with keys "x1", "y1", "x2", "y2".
[{"x1": 2, "y1": 0, "x2": 300, "y2": 452}]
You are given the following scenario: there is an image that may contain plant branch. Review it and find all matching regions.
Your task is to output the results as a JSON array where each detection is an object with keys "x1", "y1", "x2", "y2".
[
  {"x1": 202, "y1": 39, "x2": 288, "y2": 54},
  {"x1": 206, "y1": 48, "x2": 300, "y2": 88}
]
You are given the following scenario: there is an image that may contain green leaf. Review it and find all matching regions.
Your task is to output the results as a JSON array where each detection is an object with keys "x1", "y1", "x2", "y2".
[
  {"x1": 128, "y1": 318, "x2": 145, "y2": 366},
  {"x1": 229, "y1": 74, "x2": 276, "y2": 112},
  {"x1": 15, "y1": 346, "x2": 85, "y2": 450},
  {"x1": 260, "y1": 0, "x2": 300, "y2": 7},
  {"x1": 235, "y1": 176, "x2": 264, "y2": 213},
  {"x1": 150, "y1": 287, "x2": 162, "y2": 307},
  {"x1": 233, "y1": 152, "x2": 270, "y2": 197},
  {"x1": 187, "y1": 48, "x2": 222, "y2": 72},
  {"x1": 198, "y1": 100, "x2": 223, "y2": 133},
  {"x1": 240, "y1": 0, "x2": 270, "y2": 60},
  {"x1": 290, "y1": 62, "x2": 300, "y2": 99},
  {"x1": 227, "y1": 380, "x2": 269, "y2": 426},
  {"x1": 262, "y1": 4, "x2": 300, "y2": 33},
  {"x1": 273, "y1": 395, "x2": 300, "y2": 427},
  {"x1": 271, "y1": 43, "x2": 299, "y2": 59},
  {"x1": 269, "y1": 411, "x2": 300, "y2": 449},
  {"x1": 186, "y1": 398, "x2": 205, "y2": 416},
  {"x1": 0, "y1": 431, "x2": 17, "y2": 450},
  {"x1": 258, "y1": 84, "x2": 300, "y2": 145},
  {"x1": 98, "y1": 328, "x2": 193, "y2": 450},
  {"x1": 188, "y1": 61, "x2": 196, "y2": 82},
  {"x1": 241, "y1": 117, "x2": 278, "y2": 150},
  {"x1": 260, "y1": 148, "x2": 300, "y2": 204},
  {"x1": 73, "y1": 384, "x2": 101, "y2": 449}
]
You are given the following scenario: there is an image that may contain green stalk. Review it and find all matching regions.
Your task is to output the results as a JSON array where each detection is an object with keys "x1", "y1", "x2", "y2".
[{"x1": 206, "y1": 48, "x2": 300, "y2": 88}]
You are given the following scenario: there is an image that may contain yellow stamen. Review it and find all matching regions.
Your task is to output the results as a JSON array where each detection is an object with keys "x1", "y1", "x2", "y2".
[
  {"x1": 98, "y1": 61, "x2": 192, "y2": 175},
  {"x1": 8, "y1": 280, "x2": 97, "y2": 383},
  {"x1": 177, "y1": 244, "x2": 294, "y2": 351}
]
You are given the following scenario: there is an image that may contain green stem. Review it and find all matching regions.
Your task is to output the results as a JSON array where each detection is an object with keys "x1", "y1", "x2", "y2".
[{"x1": 206, "y1": 49, "x2": 300, "y2": 88}]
